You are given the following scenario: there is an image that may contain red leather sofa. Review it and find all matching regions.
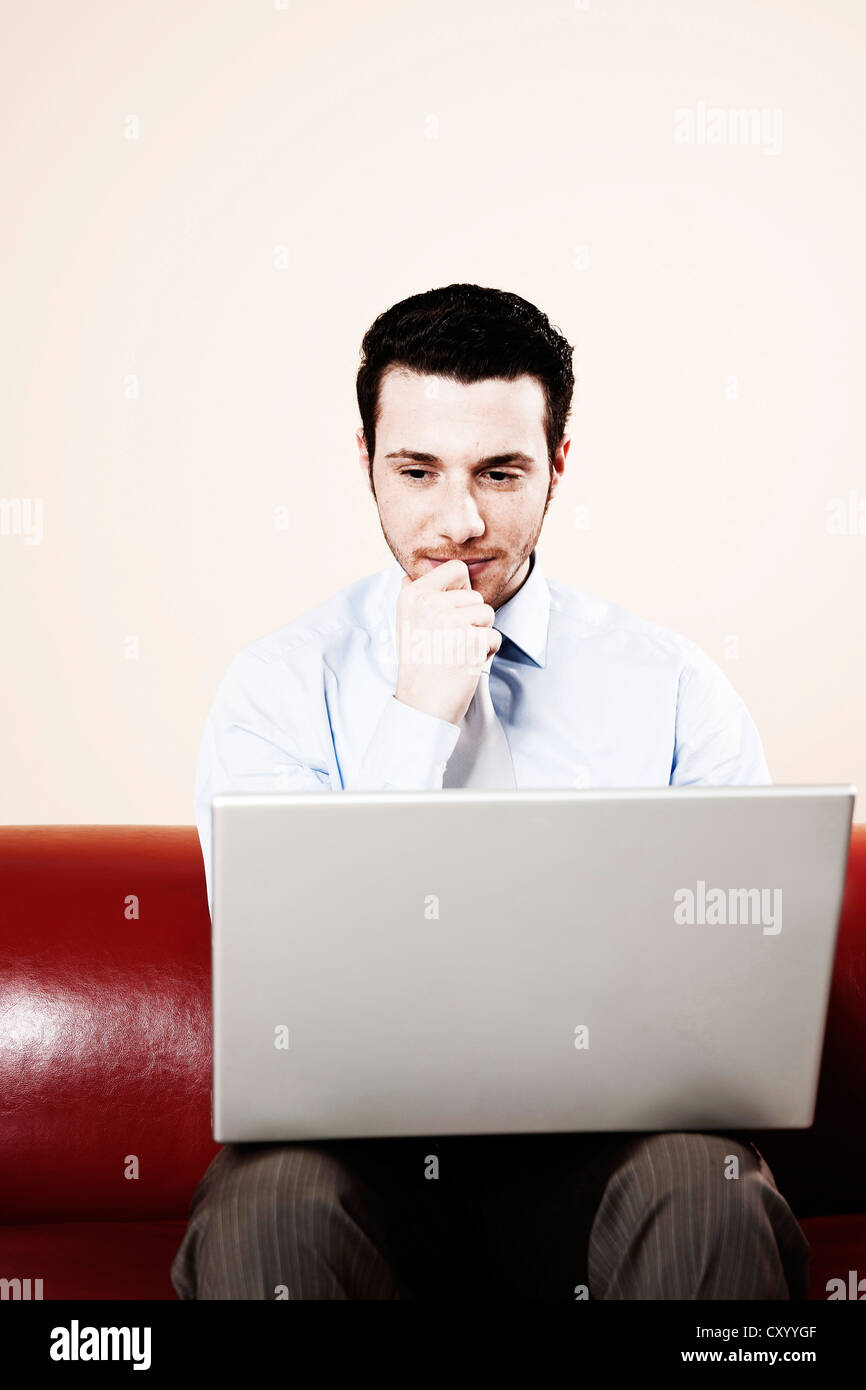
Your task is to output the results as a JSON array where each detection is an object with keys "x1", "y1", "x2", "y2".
[{"x1": 1, "y1": 823, "x2": 864, "y2": 1300}]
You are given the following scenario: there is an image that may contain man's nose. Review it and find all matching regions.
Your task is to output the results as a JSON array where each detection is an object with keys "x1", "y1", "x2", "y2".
[{"x1": 435, "y1": 486, "x2": 486, "y2": 540}]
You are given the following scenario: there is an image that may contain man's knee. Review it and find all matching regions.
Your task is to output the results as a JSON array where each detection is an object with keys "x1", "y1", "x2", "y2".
[
  {"x1": 173, "y1": 1140, "x2": 412, "y2": 1300},
  {"x1": 626, "y1": 1131, "x2": 760, "y2": 1204},
  {"x1": 207, "y1": 1142, "x2": 360, "y2": 1214},
  {"x1": 588, "y1": 1131, "x2": 809, "y2": 1299},
  {"x1": 171, "y1": 1142, "x2": 380, "y2": 1299}
]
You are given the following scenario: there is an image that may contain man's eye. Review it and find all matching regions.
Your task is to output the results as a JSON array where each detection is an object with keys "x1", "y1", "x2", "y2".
[{"x1": 399, "y1": 470, "x2": 516, "y2": 484}]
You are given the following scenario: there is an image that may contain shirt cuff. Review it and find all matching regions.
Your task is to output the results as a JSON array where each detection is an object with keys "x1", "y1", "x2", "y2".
[{"x1": 353, "y1": 695, "x2": 462, "y2": 790}]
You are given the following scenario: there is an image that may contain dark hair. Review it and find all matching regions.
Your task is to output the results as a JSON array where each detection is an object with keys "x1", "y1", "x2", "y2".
[{"x1": 356, "y1": 284, "x2": 575, "y2": 479}]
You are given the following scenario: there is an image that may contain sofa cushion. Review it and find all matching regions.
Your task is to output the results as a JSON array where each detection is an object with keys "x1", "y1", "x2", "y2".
[
  {"x1": 801, "y1": 1214, "x2": 866, "y2": 1301},
  {"x1": 0, "y1": 1219, "x2": 186, "y2": 1299}
]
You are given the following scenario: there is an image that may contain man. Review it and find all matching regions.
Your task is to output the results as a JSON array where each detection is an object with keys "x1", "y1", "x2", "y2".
[{"x1": 171, "y1": 283, "x2": 809, "y2": 1300}]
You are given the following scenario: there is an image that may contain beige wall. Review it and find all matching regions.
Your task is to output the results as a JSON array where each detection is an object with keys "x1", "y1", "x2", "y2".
[{"x1": 1, "y1": 0, "x2": 863, "y2": 825}]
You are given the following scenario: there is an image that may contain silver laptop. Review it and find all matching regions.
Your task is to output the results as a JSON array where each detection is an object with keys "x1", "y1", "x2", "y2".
[{"x1": 211, "y1": 785, "x2": 855, "y2": 1142}]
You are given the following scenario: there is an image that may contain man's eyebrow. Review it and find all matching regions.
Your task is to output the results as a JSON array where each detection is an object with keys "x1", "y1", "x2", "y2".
[{"x1": 384, "y1": 450, "x2": 536, "y2": 467}]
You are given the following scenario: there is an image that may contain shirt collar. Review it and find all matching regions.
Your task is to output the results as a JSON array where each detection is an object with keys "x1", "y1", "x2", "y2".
[{"x1": 384, "y1": 548, "x2": 550, "y2": 669}]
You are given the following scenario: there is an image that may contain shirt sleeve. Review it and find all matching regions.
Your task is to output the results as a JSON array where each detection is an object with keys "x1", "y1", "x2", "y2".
[
  {"x1": 194, "y1": 654, "x2": 463, "y2": 916},
  {"x1": 670, "y1": 645, "x2": 772, "y2": 787},
  {"x1": 353, "y1": 695, "x2": 462, "y2": 792},
  {"x1": 194, "y1": 650, "x2": 331, "y2": 918}
]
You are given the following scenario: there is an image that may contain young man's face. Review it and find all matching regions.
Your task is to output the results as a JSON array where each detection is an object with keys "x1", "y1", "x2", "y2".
[{"x1": 357, "y1": 367, "x2": 569, "y2": 609}]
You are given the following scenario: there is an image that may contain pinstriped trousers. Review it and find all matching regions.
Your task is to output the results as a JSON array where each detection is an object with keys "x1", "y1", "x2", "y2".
[{"x1": 169, "y1": 1130, "x2": 810, "y2": 1300}]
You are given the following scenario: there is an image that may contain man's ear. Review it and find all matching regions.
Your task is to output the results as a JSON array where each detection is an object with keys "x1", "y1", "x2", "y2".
[
  {"x1": 549, "y1": 435, "x2": 570, "y2": 499},
  {"x1": 356, "y1": 428, "x2": 374, "y2": 493}
]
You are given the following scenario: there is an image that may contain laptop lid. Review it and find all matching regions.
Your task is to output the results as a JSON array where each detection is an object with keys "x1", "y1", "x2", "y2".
[{"x1": 211, "y1": 785, "x2": 854, "y2": 1141}]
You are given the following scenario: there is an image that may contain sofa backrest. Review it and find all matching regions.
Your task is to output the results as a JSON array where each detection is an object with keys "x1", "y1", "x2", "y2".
[
  {"x1": 751, "y1": 820, "x2": 866, "y2": 1216},
  {"x1": 0, "y1": 826, "x2": 218, "y2": 1222},
  {"x1": 1, "y1": 822, "x2": 864, "y2": 1222}
]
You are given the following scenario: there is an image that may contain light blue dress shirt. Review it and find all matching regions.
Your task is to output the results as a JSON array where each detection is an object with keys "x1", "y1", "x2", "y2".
[{"x1": 194, "y1": 548, "x2": 770, "y2": 913}]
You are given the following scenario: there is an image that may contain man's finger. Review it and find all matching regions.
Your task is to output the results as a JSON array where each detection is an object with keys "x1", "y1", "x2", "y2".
[{"x1": 407, "y1": 559, "x2": 471, "y2": 591}]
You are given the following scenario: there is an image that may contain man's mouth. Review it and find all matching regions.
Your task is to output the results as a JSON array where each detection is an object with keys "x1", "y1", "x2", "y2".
[{"x1": 424, "y1": 557, "x2": 494, "y2": 576}]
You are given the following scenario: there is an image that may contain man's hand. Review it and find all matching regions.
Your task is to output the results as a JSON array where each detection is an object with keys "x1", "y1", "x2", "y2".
[{"x1": 394, "y1": 561, "x2": 502, "y2": 726}]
